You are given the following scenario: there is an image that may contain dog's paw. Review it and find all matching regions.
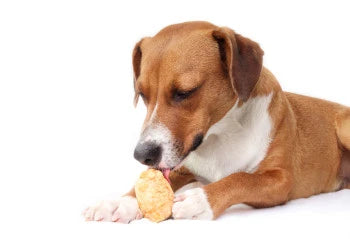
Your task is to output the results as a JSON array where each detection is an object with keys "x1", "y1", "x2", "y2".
[
  {"x1": 172, "y1": 188, "x2": 213, "y2": 220},
  {"x1": 83, "y1": 196, "x2": 142, "y2": 223}
]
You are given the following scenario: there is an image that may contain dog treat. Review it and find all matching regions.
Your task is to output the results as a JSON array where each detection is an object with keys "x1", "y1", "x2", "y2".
[{"x1": 135, "y1": 169, "x2": 174, "y2": 222}]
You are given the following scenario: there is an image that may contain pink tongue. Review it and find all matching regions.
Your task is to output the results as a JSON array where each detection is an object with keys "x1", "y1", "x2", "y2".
[{"x1": 162, "y1": 169, "x2": 171, "y2": 184}]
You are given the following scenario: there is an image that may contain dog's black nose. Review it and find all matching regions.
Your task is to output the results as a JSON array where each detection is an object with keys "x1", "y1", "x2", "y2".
[{"x1": 134, "y1": 142, "x2": 162, "y2": 166}]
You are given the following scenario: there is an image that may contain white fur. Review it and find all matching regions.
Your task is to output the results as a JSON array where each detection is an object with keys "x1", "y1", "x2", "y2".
[
  {"x1": 141, "y1": 123, "x2": 180, "y2": 168},
  {"x1": 184, "y1": 93, "x2": 273, "y2": 183},
  {"x1": 149, "y1": 103, "x2": 158, "y2": 123},
  {"x1": 83, "y1": 196, "x2": 142, "y2": 223},
  {"x1": 172, "y1": 188, "x2": 213, "y2": 220},
  {"x1": 140, "y1": 104, "x2": 181, "y2": 168}
]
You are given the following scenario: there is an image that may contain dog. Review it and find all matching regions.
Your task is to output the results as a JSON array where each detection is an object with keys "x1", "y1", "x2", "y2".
[{"x1": 83, "y1": 21, "x2": 350, "y2": 223}]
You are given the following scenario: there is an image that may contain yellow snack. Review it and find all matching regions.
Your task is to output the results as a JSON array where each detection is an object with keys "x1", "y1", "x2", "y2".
[{"x1": 135, "y1": 169, "x2": 174, "y2": 222}]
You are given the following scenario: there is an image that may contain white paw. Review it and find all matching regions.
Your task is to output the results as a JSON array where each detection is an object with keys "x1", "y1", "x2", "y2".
[
  {"x1": 83, "y1": 196, "x2": 142, "y2": 223},
  {"x1": 172, "y1": 188, "x2": 213, "y2": 220}
]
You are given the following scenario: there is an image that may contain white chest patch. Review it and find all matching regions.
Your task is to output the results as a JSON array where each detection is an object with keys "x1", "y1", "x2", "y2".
[{"x1": 184, "y1": 93, "x2": 273, "y2": 183}]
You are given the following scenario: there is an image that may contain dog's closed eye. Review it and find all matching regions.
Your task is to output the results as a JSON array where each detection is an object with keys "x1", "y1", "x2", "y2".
[
  {"x1": 173, "y1": 86, "x2": 200, "y2": 103},
  {"x1": 139, "y1": 92, "x2": 148, "y2": 104}
]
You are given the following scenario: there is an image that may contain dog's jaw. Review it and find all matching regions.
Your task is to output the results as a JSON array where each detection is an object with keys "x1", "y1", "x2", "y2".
[{"x1": 161, "y1": 168, "x2": 171, "y2": 183}]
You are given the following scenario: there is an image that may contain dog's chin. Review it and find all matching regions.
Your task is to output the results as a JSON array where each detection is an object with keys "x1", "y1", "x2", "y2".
[
  {"x1": 156, "y1": 160, "x2": 181, "y2": 172},
  {"x1": 158, "y1": 154, "x2": 190, "y2": 171}
]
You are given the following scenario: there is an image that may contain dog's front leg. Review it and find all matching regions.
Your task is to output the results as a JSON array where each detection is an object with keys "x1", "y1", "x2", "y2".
[
  {"x1": 83, "y1": 166, "x2": 196, "y2": 223},
  {"x1": 172, "y1": 168, "x2": 292, "y2": 220}
]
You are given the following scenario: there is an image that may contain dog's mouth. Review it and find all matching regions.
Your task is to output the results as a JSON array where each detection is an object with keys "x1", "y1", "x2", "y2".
[
  {"x1": 154, "y1": 134, "x2": 204, "y2": 184},
  {"x1": 161, "y1": 168, "x2": 171, "y2": 183},
  {"x1": 156, "y1": 165, "x2": 178, "y2": 184},
  {"x1": 158, "y1": 157, "x2": 187, "y2": 184},
  {"x1": 158, "y1": 135, "x2": 204, "y2": 184}
]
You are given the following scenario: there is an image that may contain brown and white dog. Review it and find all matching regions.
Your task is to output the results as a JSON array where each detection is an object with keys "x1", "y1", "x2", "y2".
[{"x1": 83, "y1": 21, "x2": 350, "y2": 223}]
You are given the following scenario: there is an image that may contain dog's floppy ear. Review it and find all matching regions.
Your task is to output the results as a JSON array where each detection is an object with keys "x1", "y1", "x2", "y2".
[
  {"x1": 132, "y1": 38, "x2": 144, "y2": 106},
  {"x1": 212, "y1": 27, "x2": 264, "y2": 102}
]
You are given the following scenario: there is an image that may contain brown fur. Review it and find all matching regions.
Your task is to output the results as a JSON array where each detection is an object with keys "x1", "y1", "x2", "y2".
[
  {"x1": 133, "y1": 21, "x2": 236, "y2": 155},
  {"x1": 129, "y1": 21, "x2": 350, "y2": 219},
  {"x1": 212, "y1": 27, "x2": 264, "y2": 101}
]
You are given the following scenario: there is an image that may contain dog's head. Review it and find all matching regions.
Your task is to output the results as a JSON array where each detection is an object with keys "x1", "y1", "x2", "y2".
[{"x1": 132, "y1": 21, "x2": 263, "y2": 173}]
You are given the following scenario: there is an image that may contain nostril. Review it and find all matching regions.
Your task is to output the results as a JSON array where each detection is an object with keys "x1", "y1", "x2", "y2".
[
  {"x1": 134, "y1": 142, "x2": 162, "y2": 166},
  {"x1": 148, "y1": 146, "x2": 161, "y2": 157}
]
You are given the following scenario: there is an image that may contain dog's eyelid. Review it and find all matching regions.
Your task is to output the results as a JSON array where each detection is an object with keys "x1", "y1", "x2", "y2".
[
  {"x1": 138, "y1": 91, "x2": 148, "y2": 103},
  {"x1": 173, "y1": 85, "x2": 201, "y2": 102},
  {"x1": 175, "y1": 83, "x2": 202, "y2": 94},
  {"x1": 136, "y1": 84, "x2": 146, "y2": 98},
  {"x1": 176, "y1": 88, "x2": 194, "y2": 95}
]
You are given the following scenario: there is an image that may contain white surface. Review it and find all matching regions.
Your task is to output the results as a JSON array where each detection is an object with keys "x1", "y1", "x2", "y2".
[
  {"x1": 1, "y1": 0, "x2": 350, "y2": 238},
  {"x1": 5, "y1": 189, "x2": 349, "y2": 239}
]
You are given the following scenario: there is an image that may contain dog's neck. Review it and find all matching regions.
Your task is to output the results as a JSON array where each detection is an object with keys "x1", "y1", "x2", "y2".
[
  {"x1": 252, "y1": 67, "x2": 282, "y2": 98},
  {"x1": 184, "y1": 90, "x2": 274, "y2": 183}
]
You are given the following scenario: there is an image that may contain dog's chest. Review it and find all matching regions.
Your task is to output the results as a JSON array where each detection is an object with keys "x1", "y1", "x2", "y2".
[{"x1": 184, "y1": 94, "x2": 273, "y2": 183}]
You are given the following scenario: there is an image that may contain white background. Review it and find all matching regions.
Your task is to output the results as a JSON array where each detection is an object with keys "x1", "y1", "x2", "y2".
[{"x1": 1, "y1": 0, "x2": 350, "y2": 238}]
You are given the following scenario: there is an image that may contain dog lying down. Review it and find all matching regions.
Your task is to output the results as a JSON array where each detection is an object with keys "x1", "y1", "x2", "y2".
[{"x1": 83, "y1": 21, "x2": 350, "y2": 223}]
